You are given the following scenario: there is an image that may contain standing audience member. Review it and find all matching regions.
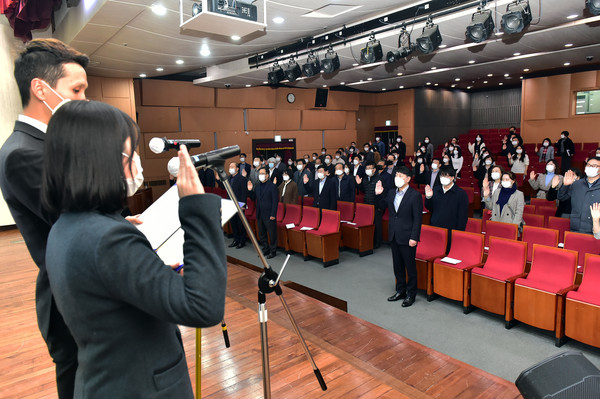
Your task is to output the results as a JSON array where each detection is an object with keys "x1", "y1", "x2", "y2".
[
  {"x1": 556, "y1": 130, "x2": 575, "y2": 172},
  {"x1": 558, "y1": 158, "x2": 600, "y2": 235},
  {"x1": 334, "y1": 163, "x2": 355, "y2": 202},
  {"x1": 356, "y1": 161, "x2": 385, "y2": 248},
  {"x1": 294, "y1": 159, "x2": 312, "y2": 197},
  {"x1": 535, "y1": 139, "x2": 555, "y2": 163},
  {"x1": 468, "y1": 134, "x2": 485, "y2": 157},
  {"x1": 248, "y1": 168, "x2": 279, "y2": 259},
  {"x1": 509, "y1": 145, "x2": 529, "y2": 174},
  {"x1": 374, "y1": 136, "x2": 386, "y2": 157},
  {"x1": 278, "y1": 169, "x2": 298, "y2": 204},
  {"x1": 528, "y1": 159, "x2": 562, "y2": 199},
  {"x1": 419, "y1": 158, "x2": 442, "y2": 188},
  {"x1": 395, "y1": 135, "x2": 406, "y2": 162},
  {"x1": 224, "y1": 162, "x2": 247, "y2": 248},
  {"x1": 249, "y1": 156, "x2": 262, "y2": 186},
  {"x1": 238, "y1": 153, "x2": 251, "y2": 176},
  {"x1": 474, "y1": 155, "x2": 494, "y2": 189},
  {"x1": 375, "y1": 166, "x2": 422, "y2": 307},
  {"x1": 483, "y1": 171, "x2": 524, "y2": 229},
  {"x1": 266, "y1": 157, "x2": 283, "y2": 185},
  {"x1": 591, "y1": 203, "x2": 600, "y2": 240},
  {"x1": 547, "y1": 168, "x2": 581, "y2": 217},
  {"x1": 423, "y1": 136, "x2": 434, "y2": 162},
  {"x1": 303, "y1": 165, "x2": 337, "y2": 211},
  {"x1": 450, "y1": 145, "x2": 464, "y2": 177}
]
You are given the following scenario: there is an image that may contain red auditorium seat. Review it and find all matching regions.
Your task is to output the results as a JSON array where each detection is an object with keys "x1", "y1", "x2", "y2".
[
  {"x1": 465, "y1": 218, "x2": 482, "y2": 234},
  {"x1": 276, "y1": 202, "x2": 285, "y2": 223},
  {"x1": 564, "y1": 231, "x2": 600, "y2": 268},
  {"x1": 340, "y1": 203, "x2": 375, "y2": 256},
  {"x1": 302, "y1": 196, "x2": 314, "y2": 207},
  {"x1": 355, "y1": 193, "x2": 365, "y2": 203},
  {"x1": 530, "y1": 198, "x2": 555, "y2": 208},
  {"x1": 432, "y1": 230, "x2": 485, "y2": 312},
  {"x1": 276, "y1": 204, "x2": 301, "y2": 251},
  {"x1": 547, "y1": 217, "x2": 570, "y2": 244},
  {"x1": 305, "y1": 209, "x2": 342, "y2": 267},
  {"x1": 565, "y1": 254, "x2": 600, "y2": 348},
  {"x1": 536, "y1": 206, "x2": 557, "y2": 226},
  {"x1": 481, "y1": 209, "x2": 491, "y2": 233},
  {"x1": 471, "y1": 237, "x2": 527, "y2": 328},
  {"x1": 287, "y1": 206, "x2": 320, "y2": 256},
  {"x1": 415, "y1": 225, "x2": 448, "y2": 300},
  {"x1": 513, "y1": 245, "x2": 578, "y2": 346},
  {"x1": 521, "y1": 225, "x2": 559, "y2": 264},
  {"x1": 484, "y1": 220, "x2": 518, "y2": 249},
  {"x1": 463, "y1": 187, "x2": 475, "y2": 217},
  {"x1": 522, "y1": 213, "x2": 544, "y2": 228},
  {"x1": 337, "y1": 201, "x2": 355, "y2": 223},
  {"x1": 523, "y1": 204, "x2": 536, "y2": 214},
  {"x1": 582, "y1": 142, "x2": 598, "y2": 153},
  {"x1": 381, "y1": 208, "x2": 389, "y2": 242}
]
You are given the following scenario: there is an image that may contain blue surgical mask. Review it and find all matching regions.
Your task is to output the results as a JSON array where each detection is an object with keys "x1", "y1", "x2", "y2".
[{"x1": 268, "y1": 162, "x2": 274, "y2": 169}]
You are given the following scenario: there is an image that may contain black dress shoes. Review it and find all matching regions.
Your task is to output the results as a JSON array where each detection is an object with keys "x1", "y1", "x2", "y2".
[
  {"x1": 266, "y1": 252, "x2": 276, "y2": 259},
  {"x1": 236, "y1": 242, "x2": 245, "y2": 249},
  {"x1": 387, "y1": 292, "x2": 406, "y2": 302},
  {"x1": 262, "y1": 248, "x2": 270, "y2": 255},
  {"x1": 228, "y1": 240, "x2": 239, "y2": 248},
  {"x1": 402, "y1": 296, "x2": 416, "y2": 307}
]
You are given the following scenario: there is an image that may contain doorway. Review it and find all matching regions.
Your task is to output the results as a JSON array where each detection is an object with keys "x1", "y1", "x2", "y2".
[{"x1": 252, "y1": 138, "x2": 296, "y2": 162}]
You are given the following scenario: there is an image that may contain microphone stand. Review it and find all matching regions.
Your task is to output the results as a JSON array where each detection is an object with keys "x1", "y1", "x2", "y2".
[{"x1": 210, "y1": 160, "x2": 327, "y2": 399}]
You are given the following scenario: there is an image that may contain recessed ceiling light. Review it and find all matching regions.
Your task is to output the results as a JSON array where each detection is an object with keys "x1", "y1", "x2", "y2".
[
  {"x1": 504, "y1": 73, "x2": 509, "y2": 77},
  {"x1": 499, "y1": 82, "x2": 503, "y2": 86},
  {"x1": 455, "y1": 78, "x2": 460, "y2": 81},
  {"x1": 483, "y1": 81, "x2": 488, "y2": 84},
  {"x1": 382, "y1": 88, "x2": 386, "y2": 91},
  {"x1": 513, "y1": 52, "x2": 521, "y2": 56},
  {"x1": 523, "y1": 68, "x2": 530, "y2": 72},
  {"x1": 352, "y1": 63, "x2": 359, "y2": 66},
  {"x1": 564, "y1": 62, "x2": 571, "y2": 66},
  {"x1": 151, "y1": 4, "x2": 167, "y2": 16},
  {"x1": 431, "y1": 67, "x2": 437, "y2": 70},
  {"x1": 467, "y1": 86, "x2": 472, "y2": 89},
  {"x1": 367, "y1": 78, "x2": 373, "y2": 81},
  {"x1": 487, "y1": 73, "x2": 493, "y2": 77},
  {"x1": 426, "y1": 82, "x2": 431, "y2": 85},
  {"x1": 175, "y1": 59, "x2": 184, "y2": 65},
  {"x1": 263, "y1": 81, "x2": 268, "y2": 84},
  {"x1": 439, "y1": 44, "x2": 447, "y2": 48},
  {"x1": 434, "y1": 83, "x2": 438, "y2": 86},
  {"x1": 520, "y1": 76, "x2": 524, "y2": 79},
  {"x1": 200, "y1": 44, "x2": 210, "y2": 56},
  {"x1": 323, "y1": 85, "x2": 327, "y2": 87},
  {"x1": 156, "y1": 67, "x2": 164, "y2": 72},
  {"x1": 340, "y1": 82, "x2": 346, "y2": 85},
  {"x1": 231, "y1": 35, "x2": 241, "y2": 41},
  {"x1": 273, "y1": 16, "x2": 285, "y2": 24},
  {"x1": 565, "y1": 43, "x2": 573, "y2": 47},
  {"x1": 399, "y1": 85, "x2": 404, "y2": 89},
  {"x1": 245, "y1": 84, "x2": 251, "y2": 87},
  {"x1": 139, "y1": 73, "x2": 147, "y2": 78},
  {"x1": 567, "y1": 14, "x2": 578, "y2": 19},
  {"x1": 320, "y1": 70, "x2": 324, "y2": 73},
  {"x1": 397, "y1": 72, "x2": 403, "y2": 76},
  {"x1": 468, "y1": 60, "x2": 476, "y2": 64},
  {"x1": 451, "y1": 84, "x2": 457, "y2": 88}
]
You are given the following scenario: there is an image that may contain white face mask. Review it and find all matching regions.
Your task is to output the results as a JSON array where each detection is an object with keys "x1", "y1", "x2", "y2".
[
  {"x1": 453, "y1": 150, "x2": 458, "y2": 155},
  {"x1": 288, "y1": 160, "x2": 293, "y2": 165},
  {"x1": 317, "y1": 172, "x2": 325, "y2": 180},
  {"x1": 253, "y1": 161, "x2": 260, "y2": 167},
  {"x1": 443, "y1": 158, "x2": 450, "y2": 164},
  {"x1": 297, "y1": 164, "x2": 303, "y2": 171},
  {"x1": 229, "y1": 168, "x2": 236, "y2": 175},
  {"x1": 585, "y1": 166, "x2": 599, "y2": 178},
  {"x1": 376, "y1": 137, "x2": 380, "y2": 141},
  {"x1": 335, "y1": 155, "x2": 340, "y2": 159},
  {"x1": 431, "y1": 163, "x2": 439, "y2": 170},
  {"x1": 324, "y1": 158, "x2": 331, "y2": 164},
  {"x1": 448, "y1": 146, "x2": 454, "y2": 151},
  {"x1": 394, "y1": 177, "x2": 405, "y2": 188},
  {"x1": 396, "y1": 138, "x2": 401, "y2": 142},
  {"x1": 344, "y1": 168, "x2": 350, "y2": 174},
  {"x1": 276, "y1": 157, "x2": 281, "y2": 162},
  {"x1": 353, "y1": 159, "x2": 359, "y2": 165},
  {"x1": 596, "y1": 153, "x2": 600, "y2": 157},
  {"x1": 335, "y1": 169, "x2": 343, "y2": 176},
  {"x1": 546, "y1": 164, "x2": 555, "y2": 173},
  {"x1": 258, "y1": 174, "x2": 267, "y2": 182},
  {"x1": 485, "y1": 159, "x2": 492, "y2": 166},
  {"x1": 440, "y1": 176, "x2": 451, "y2": 186},
  {"x1": 283, "y1": 174, "x2": 290, "y2": 181},
  {"x1": 364, "y1": 147, "x2": 369, "y2": 152},
  {"x1": 312, "y1": 156, "x2": 317, "y2": 161},
  {"x1": 240, "y1": 157, "x2": 245, "y2": 162},
  {"x1": 123, "y1": 152, "x2": 144, "y2": 197},
  {"x1": 417, "y1": 158, "x2": 423, "y2": 164},
  {"x1": 512, "y1": 141, "x2": 518, "y2": 146},
  {"x1": 516, "y1": 149, "x2": 523, "y2": 154},
  {"x1": 476, "y1": 137, "x2": 481, "y2": 141},
  {"x1": 365, "y1": 169, "x2": 373, "y2": 177},
  {"x1": 41, "y1": 80, "x2": 71, "y2": 115},
  {"x1": 561, "y1": 134, "x2": 565, "y2": 139},
  {"x1": 321, "y1": 151, "x2": 326, "y2": 155},
  {"x1": 501, "y1": 180, "x2": 513, "y2": 189},
  {"x1": 424, "y1": 139, "x2": 429, "y2": 144},
  {"x1": 491, "y1": 172, "x2": 501, "y2": 181},
  {"x1": 543, "y1": 142, "x2": 549, "y2": 147}
]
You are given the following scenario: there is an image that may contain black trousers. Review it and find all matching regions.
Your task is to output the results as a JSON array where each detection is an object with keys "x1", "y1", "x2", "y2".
[
  {"x1": 374, "y1": 209, "x2": 383, "y2": 245},
  {"x1": 230, "y1": 214, "x2": 245, "y2": 243},
  {"x1": 560, "y1": 155, "x2": 572, "y2": 173},
  {"x1": 45, "y1": 300, "x2": 78, "y2": 399},
  {"x1": 390, "y1": 241, "x2": 418, "y2": 298},
  {"x1": 257, "y1": 218, "x2": 277, "y2": 253}
]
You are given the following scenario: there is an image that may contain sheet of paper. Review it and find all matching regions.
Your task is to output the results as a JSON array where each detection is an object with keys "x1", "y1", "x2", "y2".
[
  {"x1": 440, "y1": 256, "x2": 462, "y2": 265},
  {"x1": 286, "y1": 223, "x2": 295, "y2": 229},
  {"x1": 136, "y1": 185, "x2": 180, "y2": 250},
  {"x1": 155, "y1": 228, "x2": 184, "y2": 266},
  {"x1": 300, "y1": 226, "x2": 314, "y2": 231},
  {"x1": 221, "y1": 199, "x2": 238, "y2": 227}
]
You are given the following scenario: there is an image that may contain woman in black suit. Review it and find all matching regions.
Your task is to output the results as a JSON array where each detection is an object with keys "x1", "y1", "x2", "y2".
[{"x1": 42, "y1": 101, "x2": 227, "y2": 398}]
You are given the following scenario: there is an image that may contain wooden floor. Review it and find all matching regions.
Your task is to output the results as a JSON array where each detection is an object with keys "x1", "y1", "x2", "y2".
[{"x1": 0, "y1": 229, "x2": 520, "y2": 398}]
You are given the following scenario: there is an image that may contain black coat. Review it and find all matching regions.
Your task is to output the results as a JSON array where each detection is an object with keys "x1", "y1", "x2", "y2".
[
  {"x1": 304, "y1": 177, "x2": 338, "y2": 210},
  {"x1": 419, "y1": 169, "x2": 442, "y2": 188},
  {"x1": 556, "y1": 137, "x2": 576, "y2": 158},
  {"x1": 335, "y1": 174, "x2": 355, "y2": 202},
  {"x1": 268, "y1": 167, "x2": 283, "y2": 186},
  {"x1": 249, "y1": 180, "x2": 279, "y2": 220},
  {"x1": 424, "y1": 184, "x2": 469, "y2": 232},
  {"x1": 358, "y1": 174, "x2": 382, "y2": 205},
  {"x1": 377, "y1": 187, "x2": 423, "y2": 244},
  {"x1": 238, "y1": 162, "x2": 251, "y2": 176},
  {"x1": 229, "y1": 172, "x2": 247, "y2": 204}
]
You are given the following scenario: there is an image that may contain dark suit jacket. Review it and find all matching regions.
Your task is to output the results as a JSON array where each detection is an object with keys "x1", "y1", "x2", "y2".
[
  {"x1": 238, "y1": 162, "x2": 251, "y2": 176},
  {"x1": 0, "y1": 121, "x2": 55, "y2": 340},
  {"x1": 227, "y1": 172, "x2": 247, "y2": 204},
  {"x1": 268, "y1": 167, "x2": 283, "y2": 186},
  {"x1": 419, "y1": 170, "x2": 442, "y2": 188},
  {"x1": 335, "y1": 174, "x2": 355, "y2": 202},
  {"x1": 350, "y1": 164, "x2": 366, "y2": 180},
  {"x1": 249, "y1": 180, "x2": 279, "y2": 219},
  {"x1": 378, "y1": 187, "x2": 422, "y2": 244},
  {"x1": 46, "y1": 195, "x2": 227, "y2": 398},
  {"x1": 304, "y1": 177, "x2": 337, "y2": 210},
  {"x1": 425, "y1": 184, "x2": 469, "y2": 232},
  {"x1": 198, "y1": 168, "x2": 216, "y2": 188}
]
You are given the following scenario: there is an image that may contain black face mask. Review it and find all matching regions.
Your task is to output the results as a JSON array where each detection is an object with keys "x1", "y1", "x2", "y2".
[{"x1": 376, "y1": 165, "x2": 384, "y2": 171}]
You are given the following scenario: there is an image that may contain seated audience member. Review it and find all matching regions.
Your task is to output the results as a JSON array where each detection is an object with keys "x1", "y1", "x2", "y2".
[
  {"x1": 303, "y1": 164, "x2": 337, "y2": 210},
  {"x1": 509, "y1": 145, "x2": 529, "y2": 174},
  {"x1": 42, "y1": 101, "x2": 227, "y2": 398},
  {"x1": 528, "y1": 159, "x2": 562, "y2": 199},
  {"x1": 411, "y1": 154, "x2": 428, "y2": 183},
  {"x1": 535, "y1": 138, "x2": 555, "y2": 163},
  {"x1": 558, "y1": 158, "x2": 600, "y2": 235},
  {"x1": 278, "y1": 169, "x2": 298, "y2": 204},
  {"x1": 547, "y1": 168, "x2": 581, "y2": 218},
  {"x1": 501, "y1": 133, "x2": 522, "y2": 157},
  {"x1": 334, "y1": 163, "x2": 355, "y2": 202},
  {"x1": 483, "y1": 170, "x2": 524, "y2": 229},
  {"x1": 591, "y1": 203, "x2": 600, "y2": 240},
  {"x1": 482, "y1": 165, "x2": 504, "y2": 201}
]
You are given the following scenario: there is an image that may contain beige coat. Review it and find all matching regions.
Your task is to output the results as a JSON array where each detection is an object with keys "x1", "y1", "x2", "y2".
[
  {"x1": 528, "y1": 173, "x2": 563, "y2": 199},
  {"x1": 484, "y1": 188, "x2": 525, "y2": 227}
]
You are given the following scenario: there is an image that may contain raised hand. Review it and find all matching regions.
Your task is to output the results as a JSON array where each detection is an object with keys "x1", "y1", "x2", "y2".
[
  {"x1": 591, "y1": 203, "x2": 600, "y2": 221},
  {"x1": 375, "y1": 180, "x2": 384, "y2": 195},
  {"x1": 551, "y1": 175, "x2": 561, "y2": 188},
  {"x1": 563, "y1": 170, "x2": 575, "y2": 186},
  {"x1": 273, "y1": 176, "x2": 277, "y2": 185},
  {"x1": 176, "y1": 145, "x2": 205, "y2": 197},
  {"x1": 303, "y1": 174, "x2": 309, "y2": 184},
  {"x1": 425, "y1": 184, "x2": 433, "y2": 198},
  {"x1": 483, "y1": 175, "x2": 489, "y2": 187},
  {"x1": 241, "y1": 168, "x2": 247, "y2": 177},
  {"x1": 535, "y1": 145, "x2": 539, "y2": 153},
  {"x1": 529, "y1": 170, "x2": 536, "y2": 181},
  {"x1": 483, "y1": 185, "x2": 490, "y2": 198},
  {"x1": 247, "y1": 180, "x2": 253, "y2": 191},
  {"x1": 355, "y1": 175, "x2": 362, "y2": 185}
]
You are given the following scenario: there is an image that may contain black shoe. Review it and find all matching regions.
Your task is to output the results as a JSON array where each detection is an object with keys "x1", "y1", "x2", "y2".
[
  {"x1": 374, "y1": 242, "x2": 381, "y2": 249},
  {"x1": 387, "y1": 292, "x2": 406, "y2": 302},
  {"x1": 228, "y1": 240, "x2": 239, "y2": 248},
  {"x1": 236, "y1": 242, "x2": 245, "y2": 249},
  {"x1": 266, "y1": 252, "x2": 276, "y2": 259},
  {"x1": 402, "y1": 296, "x2": 416, "y2": 307},
  {"x1": 262, "y1": 248, "x2": 270, "y2": 255}
]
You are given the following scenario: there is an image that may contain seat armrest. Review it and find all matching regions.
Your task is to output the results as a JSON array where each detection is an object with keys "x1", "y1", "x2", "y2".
[
  {"x1": 505, "y1": 272, "x2": 528, "y2": 283},
  {"x1": 557, "y1": 285, "x2": 577, "y2": 297},
  {"x1": 464, "y1": 262, "x2": 485, "y2": 271}
]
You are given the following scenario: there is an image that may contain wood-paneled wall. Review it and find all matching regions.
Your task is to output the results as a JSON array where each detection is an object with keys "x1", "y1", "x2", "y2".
[
  {"x1": 86, "y1": 76, "x2": 136, "y2": 119},
  {"x1": 521, "y1": 71, "x2": 600, "y2": 144}
]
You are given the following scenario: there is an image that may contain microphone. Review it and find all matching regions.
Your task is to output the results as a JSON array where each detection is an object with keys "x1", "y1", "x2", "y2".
[
  {"x1": 149, "y1": 137, "x2": 201, "y2": 154},
  {"x1": 168, "y1": 145, "x2": 241, "y2": 175}
]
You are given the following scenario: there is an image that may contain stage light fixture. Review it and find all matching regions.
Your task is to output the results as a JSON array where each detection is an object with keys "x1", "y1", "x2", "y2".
[
  {"x1": 285, "y1": 59, "x2": 302, "y2": 82},
  {"x1": 321, "y1": 47, "x2": 340, "y2": 74},
  {"x1": 416, "y1": 18, "x2": 442, "y2": 54},
  {"x1": 501, "y1": 0, "x2": 532, "y2": 34},
  {"x1": 267, "y1": 62, "x2": 285, "y2": 85},
  {"x1": 587, "y1": 0, "x2": 600, "y2": 15},
  {"x1": 302, "y1": 52, "x2": 320, "y2": 77},
  {"x1": 360, "y1": 33, "x2": 384, "y2": 64},
  {"x1": 466, "y1": 8, "x2": 495, "y2": 43},
  {"x1": 386, "y1": 26, "x2": 413, "y2": 63},
  {"x1": 192, "y1": 2, "x2": 202, "y2": 16}
]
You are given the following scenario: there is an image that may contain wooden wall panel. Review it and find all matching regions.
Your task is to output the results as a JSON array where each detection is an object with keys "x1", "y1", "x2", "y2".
[
  {"x1": 142, "y1": 80, "x2": 214, "y2": 107},
  {"x1": 327, "y1": 91, "x2": 360, "y2": 111},
  {"x1": 301, "y1": 110, "x2": 346, "y2": 130},
  {"x1": 545, "y1": 75, "x2": 570, "y2": 119},
  {"x1": 137, "y1": 106, "x2": 179, "y2": 133},
  {"x1": 294, "y1": 130, "x2": 323, "y2": 157},
  {"x1": 276, "y1": 88, "x2": 316, "y2": 110},
  {"x1": 216, "y1": 130, "x2": 260, "y2": 158},
  {"x1": 103, "y1": 97, "x2": 135, "y2": 118},
  {"x1": 359, "y1": 93, "x2": 378, "y2": 106},
  {"x1": 86, "y1": 75, "x2": 136, "y2": 119},
  {"x1": 372, "y1": 105, "x2": 398, "y2": 127},
  {"x1": 85, "y1": 76, "x2": 102, "y2": 98},
  {"x1": 275, "y1": 109, "x2": 301, "y2": 130},
  {"x1": 180, "y1": 107, "x2": 244, "y2": 132},
  {"x1": 522, "y1": 78, "x2": 547, "y2": 121},
  {"x1": 345, "y1": 111, "x2": 357, "y2": 131},
  {"x1": 101, "y1": 78, "x2": 131, "y2": 98},
  {"x1": 247, "y1": 109, "x2": 276, "y2": 131},
  {"x1": 571, "y1": 71, "x2": 597, "y2": 91},
  {"x1": 216, "y1": 86, "x2": 276, "y2": 109},
  {"x1": 141, "y1": 131, "x2": 214, "y2": 160},
  {"x1": 324, "y1": 130, "x2": 357, "y2": 151}
]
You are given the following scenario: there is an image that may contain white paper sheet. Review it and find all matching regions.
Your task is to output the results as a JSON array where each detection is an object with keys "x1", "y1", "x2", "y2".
[
  {"x1": 300, "y1": 226, "x2": 314, "y2": 231},
  {"x1": 440, "y1": 256, "x2": 462, "y2": 265}
]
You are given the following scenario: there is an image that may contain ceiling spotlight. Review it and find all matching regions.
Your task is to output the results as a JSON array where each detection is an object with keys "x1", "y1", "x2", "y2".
[
  {"x1": 175, "y1": 59, "x2": 184, "y2": 65},
  {"x1": 285, "y1": 59, "x2": 302, "y2": 82},
  {"x1": 501, "y1": 0, "x2": 532, "y2": 34},
  {"x1": 587, "y1": 0, "x2": 600, "y2": 15},
  {"x1": 139, "y1": 73, "x2": 147, "y2": 78},
  {"x1": 466, "y1": 8, "x2": 495, "y2": 43},
  {"x1": 386, "y1": 26, "x2": 413, "y2": 63},
  {"x1": 156, "y1": 67, "x2": 164, "y2": 72},
  {"x1": 267, "y1": 62, "x2": 284, "y2": 85},
  {"x1": 191, "y1": 2, "x2": 202, "y2": 16},
  {"x1": 151, "y1": 4, "x2": 167, "y2": 16},
  {"x1": 302, "y1": 52, "x2": 320, "y2": 77},
  {"x1": 360, "y1": 33, "x2": 383, "y2": 64},
  {"x1": 321, "y1": 47, "x2": 340, "y2": 74},
  {"x1": 416, "y1": 17, "x2": 442, "y2": 54}
]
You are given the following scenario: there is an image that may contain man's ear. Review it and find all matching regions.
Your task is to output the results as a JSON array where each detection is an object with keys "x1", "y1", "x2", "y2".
[{"x1": 30, "y1": 78, "x2": 47, "y2": 102}]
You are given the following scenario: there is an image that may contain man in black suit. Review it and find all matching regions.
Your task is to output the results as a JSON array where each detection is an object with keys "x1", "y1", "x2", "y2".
[
  {"x1": 198, "y1": 166, "x2": 216, "y2": 188},
  {"x1": 303, "y1": 164, "x2": 337, "y2": 210},
  {"x1": 395, "y1": 135, "x2": 407, "y2": 162},
  {"x1": 0, "y1": 39, "x2": 89, "y2": 398},
  {"x1": 247, "y1": 167, "x2": 279, "y2": 258},
  {"x1": 334, "y1": 163, "x2": 355, "y2": 202},
  {"x1": 224, "y1": 162, "x2": 248, "y2": 248},
  {"x1": 238, "y1": 153, "x2": 251, "y2": 176},
  {"x1": 376, "y1": 166, "x2": 422, "y2": 307},
  {"x1": 417, "y1": 158, "x2": 443, "y2": 188},
  {"x1": 356, "y1": 161, "x2": 386, "y2": 248}
]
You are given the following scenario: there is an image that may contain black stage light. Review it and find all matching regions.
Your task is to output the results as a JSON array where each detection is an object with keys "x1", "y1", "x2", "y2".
[
  {"x1": 360, "y1": 34, "x2": 384, "y2": 64},
  {"x1": 587, "y1": 0, "x2": 600, "y2": 15},
  {"x1": 302, "y1": 52, "x2": 320, "y2": 77},
  {"x1": 416, "y1": 18, "x2": 442, "y2": 54},
  {"x1": 267, "y1": 62, "x2": 284, "y2": 85},
  {"x1": 501, "y1": 0, "x2": 532, "y2": 34},
  {"x1": 386, "y1": 26, "x2": 413, "y2": 63},
  {"x1": 466, "y1": 8, "x2": 495, "y2": 43},
  {"x1": 321, "y1": 47, "x2": 340, "y2": 73},
  {"x1": 192, "y1": 2, "x2": 202, "y2": 16},
  {"x1": 285, "y1": 59, "x2": 302, "y2": 82}
]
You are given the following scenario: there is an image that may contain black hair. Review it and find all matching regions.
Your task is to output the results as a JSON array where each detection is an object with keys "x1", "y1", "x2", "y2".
[
  {"x1": 321, "y1": 147, "x2": 327, "y2": 151},
  {"x1": 512, "y1": 145, "x2": 526, "y2": 160},
  {"x1": 316, "y1": 164, "x2": 326, "y2": 171},
  {"x1": 363, "y1": 142, "x2": 370, "y2": 148},
  {"x1": 439, "y1": 165, "x2": 456, "y2": 178},
  {"x1": 14, "y1": 38, "x2": 89, "y2": 108},
  {"x1": 397, "y1": 135, "x2": 403, "y2": 140},
  {"x1": 503, "y1": 170, "x2": 517, "y2": 181},
  {"x1": 364, "y1": 161, "x2": 376, "y2": 168},
  {"x1": 562, "y1": 131, "x2": 570, "y2": 137},
  {"x1": 312, "y1": 152, "x2": 318, "y2": 157},
  {"x1": 257, "y1": 166, "x2": 268, "y2": 174},
  {"x1": 432, "y1": 157, "x2": 442, "y2": 163},
  {"x1": 542, "y1": 138, "x2": 552, "y2": 146},
  {"x1": 42, "y1": 100, "x2": 139, "y2": 215},
  {"x1": 240, "y1": 153, "x2": 247, "y2": 157},
  {"x1": 297, "y1": 158, "x2": 306, "y2": 164},
  {"x1": 394, "y1": 165, "x2": 412, "y2": 178},
  {"x1": 570, "y1": 168, "x2": 583, "y2": 178}
]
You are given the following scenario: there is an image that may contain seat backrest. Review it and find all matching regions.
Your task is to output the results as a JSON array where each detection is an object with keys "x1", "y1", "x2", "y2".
[
  {"x1": 277, "y1": 203, "x2": 285, "y2": 222},
  {"x1": 416, "y1": 225, "x2": 448, "y2": 260},
  {"x1": 355, "y1": 193, "x2": 365, "y2": 203},
  {"x1": 527, "y1": 245, "x2": 577, "y2": 288},
  {"x1": 522, "y1": 213, "x2": 544, "y2": 228},
  {"x1": 352, "y1": 203, "x2": 375, "y2": 226},
  {"x1": 481, "y1": 210, "x2": 492, "y2": 233},
  {"x1": 521, "y1": 226, "x2": 559, "y2": 262},
  {"x1": 530, "y1": 198, "x2": 554, "y2": 208},
  {"x1": 281, "y1": 204, "x2": 301, "y2": 225},
  {"x1": 536, "y1": 206, "x2": 557, "y2": 222},
  {"x1": 485, "y1": 220, "x2": 518, "y2": 247},
  {"x1": 315, "y1": 210, "x2": 340, "y2": 234},
  {"x1": 299, "y1": 206, "x2": 320, "y2": 228},
  {"x1": 382, "y1": 207, "x2": 389, "y2": 221},
  {"x1": 523, "y1": 204, "x2": 536, "y2": 214},
  {"x1": 577, "y1": 254, "x2": 600, "y2": 297},
  {"x1": 462, "y1": 187, "x2": 475, "y2": 203},
  {"x1": 302, "y1": 196, "x2": 314, "y2": 208},
  {"x1": 483, "y1": 237, "x2": 527, "y2": 276},
  {"x1": 337, "y1": 201, "x2": 355, "y2": 222},
  {"x1": 446, "y1": 230, "x2": 484, "y2": 266},
  {"x1": 547, "y1": 216, "x2": 571, "y2": 244},
  {"x1": 245, "y1": 198, "x2": 256, "y2": 216},
  {"x1": 465, "y1": 218, "x2": 482, "y2": 234},
  {"x1": 564, "y1": 231, "x2": 600, "y2": 267}
]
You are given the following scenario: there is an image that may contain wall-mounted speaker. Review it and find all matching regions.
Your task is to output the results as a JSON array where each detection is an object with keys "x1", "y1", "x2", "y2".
[{"x1": 315, "y1": 88, "x2": 328, "y2": 108}]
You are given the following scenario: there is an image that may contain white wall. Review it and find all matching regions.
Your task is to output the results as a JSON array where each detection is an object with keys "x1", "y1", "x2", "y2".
[{"x1": 0, "y1": 18, "x2": 24, "y2": 226}]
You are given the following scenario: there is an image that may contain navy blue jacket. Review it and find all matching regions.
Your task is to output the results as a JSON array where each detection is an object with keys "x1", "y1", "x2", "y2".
[
  {"x1": 228, "y1": 172, "x2": 247, "y2": 204},
  {"x1": 424, "y1": 184, "x2": 469, "y2": 232},
  {"x1": 249, "y1": 180, "x2": 279, "y2": 220},
  {"x1": 304, "y1": 177, "x2": 337, "y2": 210},
  {"x1": 335, "y1": 174, "x2": 355, "y2": 202},
  {"x1": 377, "y1": 186, "x2": 423, "y2": 245}
]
